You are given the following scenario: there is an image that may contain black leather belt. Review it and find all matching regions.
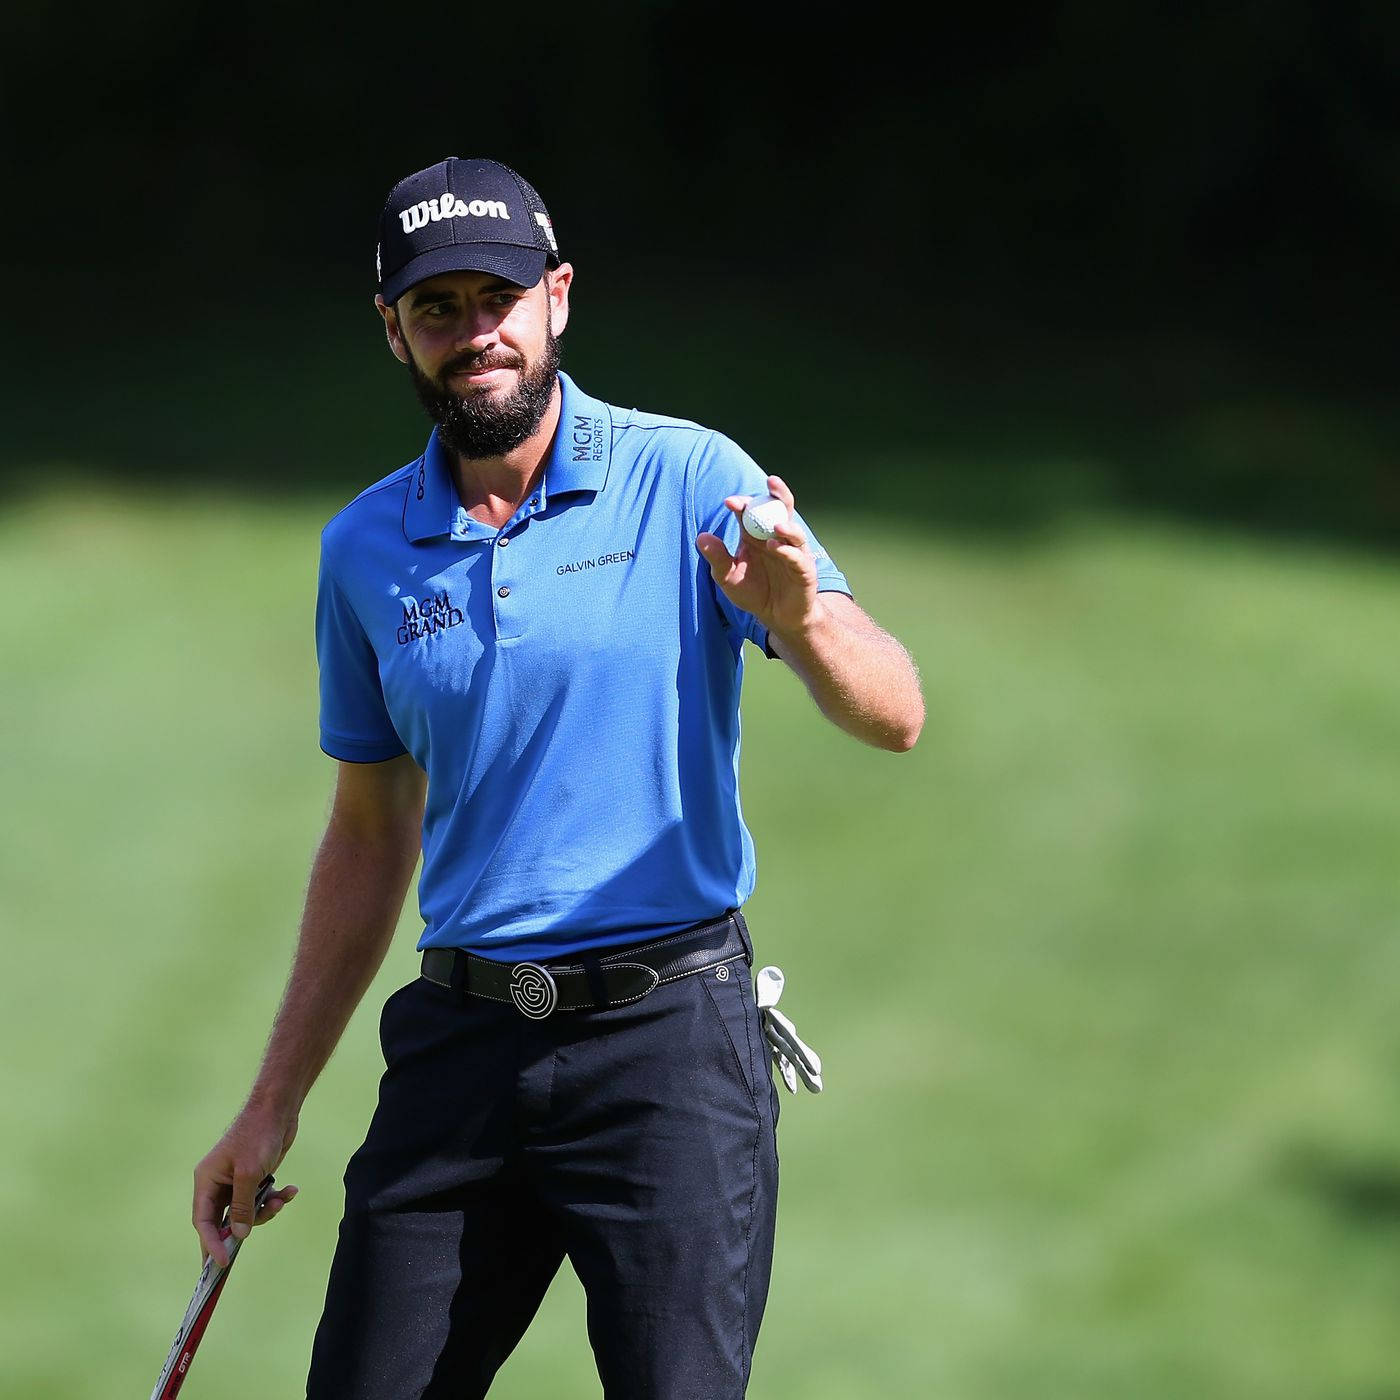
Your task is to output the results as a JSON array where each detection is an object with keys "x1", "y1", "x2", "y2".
[{"x1": 420, "y1": 911, "x2": 750, "y2": 1019}]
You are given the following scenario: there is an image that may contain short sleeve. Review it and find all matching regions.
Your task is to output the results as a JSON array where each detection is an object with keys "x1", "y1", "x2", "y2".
[
  {"x1": 691, "y1": 433, "x2": 852, "y2": 656},
  {"x1": 315, "y1": 543, "x2": 408, "y2": 762}
]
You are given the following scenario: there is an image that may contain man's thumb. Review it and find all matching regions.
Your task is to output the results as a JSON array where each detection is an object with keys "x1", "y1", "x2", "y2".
[
  {"x1": 227, "y1": 1178, "x2": 258, "y2": 1239},
  {"x1": 696, "y1": 533, "x2": 733, "y2": 577}
]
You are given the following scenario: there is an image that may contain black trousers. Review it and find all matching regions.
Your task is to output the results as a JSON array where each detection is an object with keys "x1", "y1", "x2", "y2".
[{"x1": 306, "y1": 924, "x2": 780, "y2": 1398}]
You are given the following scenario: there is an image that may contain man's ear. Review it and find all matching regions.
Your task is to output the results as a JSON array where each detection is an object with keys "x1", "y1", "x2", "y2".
[
  {"x1": 546, "y1": 263, "x2": 573, "y2": 339},
  {"x1": 375, "y1": 294, "x2": 410, "y2": 365}
]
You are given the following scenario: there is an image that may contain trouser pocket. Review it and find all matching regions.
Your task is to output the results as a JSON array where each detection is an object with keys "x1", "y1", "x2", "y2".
[{"x1": 701, "y1": 959, "x2": 763, "y2": 1106}]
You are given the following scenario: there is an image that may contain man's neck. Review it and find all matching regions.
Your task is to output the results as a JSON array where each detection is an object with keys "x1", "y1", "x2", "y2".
[{"x1": 449, "y1": 384, "x2": 562, "y2": 529}]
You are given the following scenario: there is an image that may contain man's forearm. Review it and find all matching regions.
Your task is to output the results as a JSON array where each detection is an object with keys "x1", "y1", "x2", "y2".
[
  {"x1": 769, "y1": 594, "x2": 925, "y2": 752},
  {"x1": 246, "y1": 820, "x2": 421, "y2": 1117}
]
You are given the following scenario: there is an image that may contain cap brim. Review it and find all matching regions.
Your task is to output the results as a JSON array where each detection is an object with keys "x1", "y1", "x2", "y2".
[{"x1": 382, "y1": 243, "x2": 548, "y2": 303}]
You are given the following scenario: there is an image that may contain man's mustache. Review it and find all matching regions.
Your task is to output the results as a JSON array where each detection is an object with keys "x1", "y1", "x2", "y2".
[{"x1": 438, "y1": 351, "x2": 524, "y2": 383}]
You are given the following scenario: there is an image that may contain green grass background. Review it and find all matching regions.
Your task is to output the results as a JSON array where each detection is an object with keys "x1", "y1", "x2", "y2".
[{"x1": 3, "y1": 477, "x2": 1399, "y2": 1398}]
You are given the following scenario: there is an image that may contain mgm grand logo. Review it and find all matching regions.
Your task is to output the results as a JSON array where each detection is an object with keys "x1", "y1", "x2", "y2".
[{"x1": 397, "y1": 591, "x2": 464, "y2": 645}]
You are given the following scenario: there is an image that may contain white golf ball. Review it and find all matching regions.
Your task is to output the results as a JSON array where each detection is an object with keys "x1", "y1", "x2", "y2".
[{"x1": 741, "y1": 494, "x2": 789, "y2": 542}]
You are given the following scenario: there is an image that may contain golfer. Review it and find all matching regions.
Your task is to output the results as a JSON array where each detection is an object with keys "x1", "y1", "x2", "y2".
[{"x1": 193, "y1": 155, "x2": 924, "y2": 1398}]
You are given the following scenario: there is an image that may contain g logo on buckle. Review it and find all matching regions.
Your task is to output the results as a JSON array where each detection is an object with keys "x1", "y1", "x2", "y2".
[{"x1": 509, "y1": 962, "x2": 558, "y2": 1019}]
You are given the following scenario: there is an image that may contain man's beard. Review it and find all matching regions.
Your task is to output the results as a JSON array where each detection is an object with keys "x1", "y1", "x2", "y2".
[{"x1": 405, "y1": 328, "x2": 561, "y2": 459}]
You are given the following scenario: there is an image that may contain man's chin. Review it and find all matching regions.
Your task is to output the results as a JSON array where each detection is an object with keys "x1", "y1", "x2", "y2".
[{"x1": 406, "y1": 327, "x2": 560, "y2": 458}]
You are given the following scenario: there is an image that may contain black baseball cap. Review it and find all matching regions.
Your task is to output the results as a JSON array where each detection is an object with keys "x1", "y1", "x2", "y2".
[{"x1": 376, "y1": 157, "x2": 560, "y2": 304}]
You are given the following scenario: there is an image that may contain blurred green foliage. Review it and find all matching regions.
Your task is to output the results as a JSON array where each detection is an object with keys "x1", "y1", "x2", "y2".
[{"x1": 2, "y1": 482, "x2": 1399, "y2": 1397}]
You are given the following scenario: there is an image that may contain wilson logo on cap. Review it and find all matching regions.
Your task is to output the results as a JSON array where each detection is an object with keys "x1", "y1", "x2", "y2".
[
  {"x1": 378, "y1": 157, "x2": 558, "y2": 301},
  {"x1": 398, "y1": 193, "x2": 511, "y2": 233}
]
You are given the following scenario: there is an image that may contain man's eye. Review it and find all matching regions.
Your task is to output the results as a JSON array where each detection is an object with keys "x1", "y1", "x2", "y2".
[{"x1": 424, "y1": 304, "x2": 452, "y2": 317}]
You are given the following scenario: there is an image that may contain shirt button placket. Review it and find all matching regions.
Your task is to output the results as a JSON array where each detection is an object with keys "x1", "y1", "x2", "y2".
[
  {"x1": 493, "y1": 518, "x2": 527, "y2": 639},
  {"x1": 494, "y1": 534, "x2": 513, "y2": 635}
]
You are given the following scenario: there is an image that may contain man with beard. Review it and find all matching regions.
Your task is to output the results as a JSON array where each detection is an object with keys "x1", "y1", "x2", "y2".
[{"x1": 192, "y1": 156, "x2": 924, "y2": 1398}]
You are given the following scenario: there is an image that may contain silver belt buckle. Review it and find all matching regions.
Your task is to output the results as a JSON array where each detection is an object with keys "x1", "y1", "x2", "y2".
[{"x1": 509, "y1": 962, "x2": 559, "y2": 1019}]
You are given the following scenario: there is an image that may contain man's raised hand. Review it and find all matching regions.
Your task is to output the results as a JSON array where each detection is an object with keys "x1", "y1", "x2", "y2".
[{"x1": 695, "y1": 474, "x2": 819, "y2": 638}]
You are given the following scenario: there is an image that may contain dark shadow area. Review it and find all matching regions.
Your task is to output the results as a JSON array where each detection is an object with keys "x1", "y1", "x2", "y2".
[
  {"x1": 2, "y1": 3, "x2": 1397, "y2": 549},
  {"x1": 5, "y1": 279, "x2": 1398, "y2": 552},
  {"x1": 1279, "y1": 1141, "x2": 1400, "y2": 1229}
]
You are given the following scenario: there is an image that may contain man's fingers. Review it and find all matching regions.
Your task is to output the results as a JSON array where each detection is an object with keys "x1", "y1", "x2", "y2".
[
  {"x1": 763, "y1": 544, "x2": 811, "y2": 579},
  {"x1": 197, "y1": 1229, "x2": 229, "y2": 1269},
  {"x1": 766, "y1": 475, "x2": 796, "y2": 512},
  {"x1": 193, "y1": 1177, "x2": 232, "y2": 1268},
  {"x1": 197, "y1": 1175, "x2": 292, "y2": 1265},
  {"x1": 769, "y1": 517, "x2": 808, "y2": 551},
  {"x1": 197, "y1": 1219, "x2": 229, "y2": 1268},
  {"x1": 256, "y1": 1184, "x2": 299, "y2": 1225},
  {"x1": 227, "y1": 1171, "x2": 263, "y2": 1241}
]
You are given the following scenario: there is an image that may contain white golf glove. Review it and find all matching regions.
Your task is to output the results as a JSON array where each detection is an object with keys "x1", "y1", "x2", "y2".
[{"x1": 754, "y1": 965, "x2": 823, "y2": 1094}]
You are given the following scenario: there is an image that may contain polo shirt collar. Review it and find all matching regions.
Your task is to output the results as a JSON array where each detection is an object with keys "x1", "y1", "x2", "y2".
[
  {"x1": 541, "y1": 372, "x2": 612, "y2": 502},
  {"x1": 402, "y1": 371, "x2": 612, "y2": 543},
  {"x1": 402, "y1": 428, "x2": 459, "y2": 543}
]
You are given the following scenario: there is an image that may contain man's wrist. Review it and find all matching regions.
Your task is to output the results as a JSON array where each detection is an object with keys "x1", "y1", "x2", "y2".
[
  {"x1": 245, "y1": 1078, "x2": 304, "y2": 1121},
  {"x1": 765, "y1": 594, "x2": 836, "y2": 659}
]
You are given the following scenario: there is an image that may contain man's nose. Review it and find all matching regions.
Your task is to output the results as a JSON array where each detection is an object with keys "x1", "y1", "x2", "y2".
[{"x1": 453, "y1": 310, "x2": 499, "y2": 350}]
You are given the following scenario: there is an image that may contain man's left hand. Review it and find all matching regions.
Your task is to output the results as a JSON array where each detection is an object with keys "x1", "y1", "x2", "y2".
[{"x1": 696, "y1": 474, "x2": 819, "y2": 639}]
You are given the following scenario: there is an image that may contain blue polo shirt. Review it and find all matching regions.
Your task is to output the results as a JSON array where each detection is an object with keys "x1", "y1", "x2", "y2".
[{"x1": 316, "y1": 372, "x2": 851, "y2": 960}]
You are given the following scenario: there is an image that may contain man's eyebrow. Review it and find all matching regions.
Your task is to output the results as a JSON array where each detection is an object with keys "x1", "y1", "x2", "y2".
[
  {"x1": 408, "y1": 279, "x2": 522, "y2": 308},
  {"x1": 408, "y1": 287, "x2": 456, "y2": 308}
]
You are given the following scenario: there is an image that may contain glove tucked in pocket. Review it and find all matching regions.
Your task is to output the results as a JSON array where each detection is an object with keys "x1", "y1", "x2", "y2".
[{"x1": 754, "y1": 966, "x2": 824, "y2": 1094}]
